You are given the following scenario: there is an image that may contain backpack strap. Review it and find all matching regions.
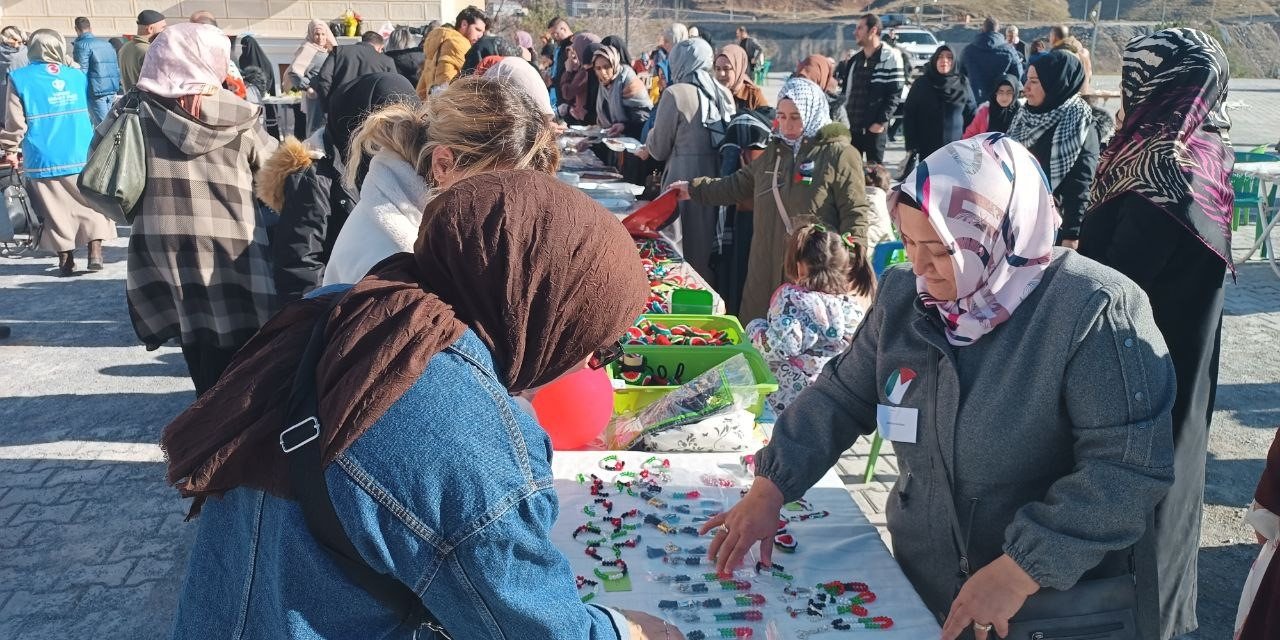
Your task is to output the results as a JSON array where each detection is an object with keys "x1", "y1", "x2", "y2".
[{"x1": 281, "y1": 293, "x2": 451, "y2": 637}]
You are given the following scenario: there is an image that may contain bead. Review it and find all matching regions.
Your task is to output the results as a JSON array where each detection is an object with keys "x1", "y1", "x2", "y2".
[{"x1": 599, "y1": 455, "x2": 625, "y2": 471}]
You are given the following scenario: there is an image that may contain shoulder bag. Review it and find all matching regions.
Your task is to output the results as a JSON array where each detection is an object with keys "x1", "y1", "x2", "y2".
[{"x1": 78, "y1": 91, "x2": 147, "y2": 224}]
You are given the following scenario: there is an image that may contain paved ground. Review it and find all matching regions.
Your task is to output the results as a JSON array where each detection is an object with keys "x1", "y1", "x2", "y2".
[{"x1": 1, "y1": 78, "x2": 1278, "y2": 638}]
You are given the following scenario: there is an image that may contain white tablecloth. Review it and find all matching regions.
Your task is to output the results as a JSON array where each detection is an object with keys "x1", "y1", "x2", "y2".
[{"x1": 550, "y1": 452, "x2": 940, "y2": 638}]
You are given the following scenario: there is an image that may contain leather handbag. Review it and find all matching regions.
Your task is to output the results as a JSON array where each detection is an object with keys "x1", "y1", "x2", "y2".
[
  {"x1": 78, "y1": 91, "x2": 146, "y2": 223},
  {"x1": 924, "y1": 354, "x2": 1143, "y2": 640}
]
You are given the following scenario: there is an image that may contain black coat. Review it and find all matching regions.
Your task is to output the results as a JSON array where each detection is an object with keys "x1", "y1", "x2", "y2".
[
  {"x1": 1028, "y1": 122, "x2": 1099, "y2": 241},
  {"x1": 385, "y1": 47, "x2": 425, "y2": 87},
  {"x1": 1078, "y1": 193, "x2": 1227, "y2": 639},
  {"x1": 902, "y1": 78, "x2": 976, "y2": 160},
  {"x1": 313, "y1": 43, "x2": 396, "y2": 107},
  {"x1": 267, "y1": 136, "x2": 359, "y2": 304}
]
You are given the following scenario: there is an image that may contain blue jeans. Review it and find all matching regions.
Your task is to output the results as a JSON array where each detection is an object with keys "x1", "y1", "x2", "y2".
[{"x1": 89, "y1": 95, "x2": 115, "y2": 125}]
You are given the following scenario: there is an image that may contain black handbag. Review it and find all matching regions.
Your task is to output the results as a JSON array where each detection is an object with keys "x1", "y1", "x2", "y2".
[
  {"x1": 923, "y1": 356, "x2": 1143, "y2": 640},
  {"x1": 280, "y1": 294, "x2": 451, "y2": 638}
]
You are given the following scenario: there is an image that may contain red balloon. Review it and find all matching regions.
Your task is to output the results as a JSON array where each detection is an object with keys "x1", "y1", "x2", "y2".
[{"x1": 531, "y1": 367, "x2": 615, "y2": 450}]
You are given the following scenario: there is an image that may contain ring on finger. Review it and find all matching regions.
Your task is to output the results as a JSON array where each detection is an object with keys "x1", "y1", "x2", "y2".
[{"x1": 973, "y1": 622, "x2": 994, "y2": 632}]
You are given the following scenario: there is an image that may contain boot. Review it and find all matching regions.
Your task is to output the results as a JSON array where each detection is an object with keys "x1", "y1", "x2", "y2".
[
  {"x1": 57, "y1": 251, "x2": 75, "y2": 277},
  {"x1": 87, "y1": 240, "x2": 103, "y2": 271}
]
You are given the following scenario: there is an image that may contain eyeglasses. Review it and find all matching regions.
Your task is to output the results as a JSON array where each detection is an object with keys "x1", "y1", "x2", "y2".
[{"x1": 589, "y1": 341, "x2": 625, "y2": 370}]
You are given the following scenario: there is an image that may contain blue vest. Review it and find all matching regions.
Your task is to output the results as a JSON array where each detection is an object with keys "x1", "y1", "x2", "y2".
[{"x1": 10, "y1": 62, "x2": 94, "y2": 179}]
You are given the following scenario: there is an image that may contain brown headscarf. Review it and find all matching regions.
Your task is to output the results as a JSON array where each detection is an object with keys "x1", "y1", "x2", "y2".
[
  {"x1": 716, "y1": 44, "x2": 767, "y2": 111},
  {"x1": 162, "y1": 170, "x2": 650, "y2": 514},
  {"x1": 795, "y1": 54, "x2": 839, "y2": 93}
]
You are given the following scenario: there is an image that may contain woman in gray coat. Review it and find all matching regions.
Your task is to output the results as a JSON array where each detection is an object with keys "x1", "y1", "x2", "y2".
[
  {"x1": 636, "y1": 37, "x2": 734, "y2": 280},
  {"x1": 703, "y1": 135, "x2": 1177, "y2": 640}
]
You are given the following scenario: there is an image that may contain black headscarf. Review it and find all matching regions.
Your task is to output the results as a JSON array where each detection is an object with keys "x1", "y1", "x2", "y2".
[
  {"x1": 925, "y1": 45, "x2": 968, "y2": 105},
  {"x1": 602, "y1": 35, "x2": 632, "y2": 65},
  {"x1": 327, "y1": 72, "x2": 420, "y2": 159},
  {"x1": 987, "y1": 74, "x2": 1023, "y2": 133},
  {"x1": 1027, "y1": 50, "x2": 1085, "y2": 113},
  {"x1": 238, "y1": 35, "x2": 277, "y2": 95}
]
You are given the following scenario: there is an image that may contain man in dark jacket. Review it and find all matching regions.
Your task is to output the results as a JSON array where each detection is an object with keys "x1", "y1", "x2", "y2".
[
  {"x1": 72, "y1": 17, "x2": 121, "y2": 124},
  {"x1": 313, "y1": 31, "x2": 396, "y2": 110},
  {"x1": 736, "y1": 26, "x2": 764, "y2": 79},
  {"x1": 959, "y1": 17, "x2": 1023, "y2": 104},
  {"x1": 842, "y1": 14, "x2": 904, "y2": 164},
  {"x1": 546, "y1": 16, "x2": 574, "y2": 108}
]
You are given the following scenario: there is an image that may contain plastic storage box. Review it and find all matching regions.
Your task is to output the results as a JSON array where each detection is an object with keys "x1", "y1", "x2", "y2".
[{"x1": 608, "y1": 344, "x2": 778, "y2": 416}]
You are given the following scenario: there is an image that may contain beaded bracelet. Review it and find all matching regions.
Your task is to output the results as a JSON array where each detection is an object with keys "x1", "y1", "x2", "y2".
[
  {"x1": 649, "y1": 573, "x2": 694, "y2": 583},
  {"x1": 787, "y1": 510, "x2": 830, "y2": 522},
  {"x1": 818, "y1": 581, "x2": 871, "y2": 597},
  {"x1": 641, "y1": 456, "x2": 670, "y2": 471},
  {"x1": 733, "y1": 593, "x2": 766, "y2": 607},
  {"x1": 593, "y1": 558, "x2": 628, "y2": 581},
  {"x1": 572, "y1": 524, "x2": 603, "y2": 540},
  {"x1": 669, "y1": 490, "x2": 700, "y2": 500},
  {"x1": 663, "y1": 555, "x2": 704, "y2": 566},
  {"x1": 599, "y1": 455, "x2": 625, "y2": 471},
  {"x1": 686, "y1": 627, "x2": 753, "y2": 638},
  {"x1": 575, "y1": 575, "x2": 599, "y2": 603},
  {"x1": 658, "y1": 597, "x2": 722, "y2": 610},
  {"x1": 701, "y1": 473, "x2": 737, "y2": 488}
]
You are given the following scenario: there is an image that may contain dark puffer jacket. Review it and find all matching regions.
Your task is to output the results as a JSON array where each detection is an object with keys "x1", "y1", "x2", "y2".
[{"x1": 256, "y1": 135, "x2": 358, "y2": 304}]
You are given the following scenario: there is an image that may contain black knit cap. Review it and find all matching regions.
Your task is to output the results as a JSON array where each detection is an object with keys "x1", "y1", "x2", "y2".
[{"x1": 136, "y1": 10, "x2": 166, "y2": 26}]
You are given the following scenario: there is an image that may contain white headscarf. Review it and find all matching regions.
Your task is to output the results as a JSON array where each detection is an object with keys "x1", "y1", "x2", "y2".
[
  {"x1": 485, "y1": 57, "x2": 553, "y2": 116},
  {"x1": 777, "y1": 76, "x2": 831, "y2": 150},
  {"x1": 136, "y1": 23, "x2": 230, "y2": 98},
  {"x1": 889, "y1": 134, "x2": 1060, "y2": 346}
]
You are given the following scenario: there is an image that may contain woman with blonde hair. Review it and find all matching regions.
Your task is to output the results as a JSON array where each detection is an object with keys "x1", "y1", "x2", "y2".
[
  {"x1": 323, "y1": 75, "x2": 560, "y2": 285},
  {"x1": 289, "y1": 19, "x2": 338, "y2": 134},
  {"x1": 1, "y1": 29, "x2": 116, "y2": 276}
]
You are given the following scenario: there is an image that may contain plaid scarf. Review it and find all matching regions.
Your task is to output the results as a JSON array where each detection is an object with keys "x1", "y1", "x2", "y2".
[{"x1": 1007, "y1": 94, "x2": 1091, "y2": 190}]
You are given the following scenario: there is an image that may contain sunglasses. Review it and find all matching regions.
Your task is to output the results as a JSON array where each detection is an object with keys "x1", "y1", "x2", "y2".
[{"x1": 589, "y1": 341, "x2": 625, "y2": 370}]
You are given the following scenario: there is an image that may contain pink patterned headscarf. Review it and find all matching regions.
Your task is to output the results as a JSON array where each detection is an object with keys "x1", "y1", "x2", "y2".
[
  {"x1": 890, "y1": 133, "x2": 1060, "y2": 346},
  {"x1": 136, "y1": 23, "x2": 229, "y2": 98}
]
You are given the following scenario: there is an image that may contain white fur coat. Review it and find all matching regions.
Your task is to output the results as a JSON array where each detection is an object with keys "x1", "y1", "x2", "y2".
[{"x1": 323, "y1": 152, "x2": 432, "y2": 286}]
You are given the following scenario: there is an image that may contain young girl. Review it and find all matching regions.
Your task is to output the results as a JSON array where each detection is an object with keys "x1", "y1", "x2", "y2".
[
  {"x1": 863, "y1": 163, "x2": 897, "y2": 251},
  {"x1": 747, "y1": 224, "x2": 876, "y2": 414}
]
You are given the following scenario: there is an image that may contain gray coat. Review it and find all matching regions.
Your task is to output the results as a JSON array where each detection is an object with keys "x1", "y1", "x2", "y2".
[
  {"x1": 756, "y1": 250, "x2": 1176, "y2": 631},
  {"x1": 644, "y1": 82, "x2": 720, "y2": 280}
]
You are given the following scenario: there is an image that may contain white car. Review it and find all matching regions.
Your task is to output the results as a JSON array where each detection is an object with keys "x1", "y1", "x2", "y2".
[{"x1": 892, "y1": 27, "x2": 944, "y2": 73}]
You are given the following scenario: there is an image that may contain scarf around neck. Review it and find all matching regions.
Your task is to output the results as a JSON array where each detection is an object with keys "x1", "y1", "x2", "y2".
[
  {"x1": 1089, "y1": 28, "x2": 1234, "y2": 272},
  {"x1": 1008, "y1": 50, "x2": 1091, "y2": 189},
  {"x1": 777, "y1": 76, "x2": 831, "y2": 152},
  {"x1": 161, "y1": 170, "x2": 650, "y2": 513},
  {"x1": 890, "y1": 134, "x2": 1060, "y2": 346}
]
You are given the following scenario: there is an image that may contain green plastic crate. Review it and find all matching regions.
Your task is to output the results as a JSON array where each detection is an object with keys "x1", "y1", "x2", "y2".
[
  {"x1": 632, "y1": 314, "x2": 747, "y2": 346},
  {"x1": 607, "y1": 344, "x2": 778, "y2": 417}
]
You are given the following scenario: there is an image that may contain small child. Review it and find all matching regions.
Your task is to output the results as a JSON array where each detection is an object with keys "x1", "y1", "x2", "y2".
[
  {"x1": 863, "y1": 164, "x2": 897, "y2": 251},
  {"x1": 747, "y1": 224, "x2": 876, "y2": 415}
]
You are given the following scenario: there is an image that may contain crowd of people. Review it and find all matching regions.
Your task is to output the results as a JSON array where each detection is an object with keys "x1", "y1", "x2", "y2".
[{"x1": 0, "y1": 6, "x2": 1275, "y2": 640}]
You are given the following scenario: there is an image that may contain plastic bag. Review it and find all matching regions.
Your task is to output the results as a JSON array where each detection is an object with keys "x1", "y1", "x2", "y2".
[{"x1": 605, "y1": 354, "x2": 759, "y2": 451}]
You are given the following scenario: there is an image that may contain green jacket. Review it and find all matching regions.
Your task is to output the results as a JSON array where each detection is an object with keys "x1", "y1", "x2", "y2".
[
  {"x1": 688, "y1": 122, "x2": 873, "y2": 322},
  {"x1": 117, "y1": 35, "x2": 151, "y2": 92}
]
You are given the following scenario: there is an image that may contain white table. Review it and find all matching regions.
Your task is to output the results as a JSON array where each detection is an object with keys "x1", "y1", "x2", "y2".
[
  {"x1": 1234, "y1": 161, "x2": 1280, "y2": 277},
  {"x1": 550, "y1": 452, "x2": 940, "y2": 638}
]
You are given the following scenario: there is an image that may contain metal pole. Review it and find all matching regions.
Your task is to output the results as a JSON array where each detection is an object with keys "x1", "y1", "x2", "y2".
[
  {"x1": 624, "y1": 0, "x2": 630, "y2": 47},
  {"x1": 1160, "y1": 0, "x2": 1166, "y2": 22}
]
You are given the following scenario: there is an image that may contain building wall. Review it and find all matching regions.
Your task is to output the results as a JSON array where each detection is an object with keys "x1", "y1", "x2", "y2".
[{"x1": 0, "y1": 0, "x2": 483, "y2": 36}]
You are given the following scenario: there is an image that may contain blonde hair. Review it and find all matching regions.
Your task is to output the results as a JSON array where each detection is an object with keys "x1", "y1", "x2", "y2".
[{"x1": 345, "y1": 75, "x2": 559, "y2": 188}]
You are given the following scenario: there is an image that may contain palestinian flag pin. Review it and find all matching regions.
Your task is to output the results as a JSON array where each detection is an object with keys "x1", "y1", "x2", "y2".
[{"x1": 884, "y1": 367, "x2": 917, "y2": 405}]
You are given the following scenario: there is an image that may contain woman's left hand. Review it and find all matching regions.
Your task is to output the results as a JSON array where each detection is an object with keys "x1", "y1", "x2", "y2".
[
  {"x1": 605, "y1": 123, "x2": 626, "y2": 137},
  {"x1": 634, "y1": 146, "x2": 651, "y2": 161},
  {"x1": 940, "y1": 554, "x2": 1040, "y2": 640}
]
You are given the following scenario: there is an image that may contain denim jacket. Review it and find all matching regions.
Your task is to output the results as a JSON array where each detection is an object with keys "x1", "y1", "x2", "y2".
[{"x1": 172, "y1": 288, "x2": 630, "y2": 639}]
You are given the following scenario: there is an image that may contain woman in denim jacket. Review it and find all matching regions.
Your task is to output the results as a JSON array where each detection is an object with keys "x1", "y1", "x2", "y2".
[
  {"x1": 161, "y1": 170, "x2": 679, "y2": 640},
  {"x1": 702, "y1": 135, "x2": 1177, "y2": 640}
]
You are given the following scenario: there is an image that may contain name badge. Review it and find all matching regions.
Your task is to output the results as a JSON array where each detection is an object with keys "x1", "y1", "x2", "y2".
[{"x1": 876, "y1": 404, "x2": 919, "y2": 444}]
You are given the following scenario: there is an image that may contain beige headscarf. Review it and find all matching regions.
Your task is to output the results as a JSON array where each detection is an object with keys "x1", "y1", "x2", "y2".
[
  {"x1": 485, "y1": 57, "x2": 554, "y2": 116},
  {"x1": 26, "y1": 29, "x2": 72, "y2": 66},
  {"x1": 305, "y1": 19, "x2": 338, "y2": 50}
]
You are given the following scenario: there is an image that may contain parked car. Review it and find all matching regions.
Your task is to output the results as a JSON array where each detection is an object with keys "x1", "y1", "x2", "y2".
[
  {"x1": 890, "y1": 27, "x2": 944, "y2": 72},
  {"x1": 882, "y1": 14, "x2": 914, "y2": 29}
]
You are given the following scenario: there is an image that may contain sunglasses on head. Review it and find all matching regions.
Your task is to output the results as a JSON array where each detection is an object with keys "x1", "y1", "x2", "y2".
[{"x1": 589, "y1": 341, "x2": 625, "y2": 370}]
